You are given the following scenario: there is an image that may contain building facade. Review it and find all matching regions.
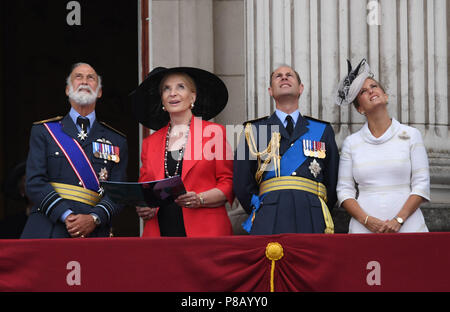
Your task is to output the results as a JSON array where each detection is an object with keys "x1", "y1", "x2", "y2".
[{"x1": 142, "y1": 0, "x2": 449, "y2": 232}]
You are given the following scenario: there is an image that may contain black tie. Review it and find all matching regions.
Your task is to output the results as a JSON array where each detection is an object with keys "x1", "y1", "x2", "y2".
[
  {"x1": 285, "y1": 115, "x2": 294, "y2": 136},
  {"x1": 76, "y1": 116, "x2": 90, "y2": 132}
]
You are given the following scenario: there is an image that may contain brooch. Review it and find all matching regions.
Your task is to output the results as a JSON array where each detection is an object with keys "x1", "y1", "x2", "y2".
[{"x1": 398, "y1": 131, "x2": 410, "y2": 140}]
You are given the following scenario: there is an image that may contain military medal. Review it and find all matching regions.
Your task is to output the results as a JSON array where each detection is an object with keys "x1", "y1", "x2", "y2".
[
  {"x1": 93, "y1": 140, "x2": 120, "y2": 163},
  {"x1": 309, "y1": 159, "x2": 322, "y2": 178},
  {"x1": 76, "y1": 118, "x2": 89, "y2": 140},
  {"x1": 318, "y1": 142, "x2": 326, "y2": 159},
  {"x1": 313, "y1": 141, "x2": 319, "y2": 158},
  {"x1": 303, "y1": 139, "x2": 309, "y2": 156},
  {"x1": 98, "y1": 167, "x2": 109, "y2": 181},
  {"x1": 77, "y1": 129, "x2": 88, "y2": 141}
]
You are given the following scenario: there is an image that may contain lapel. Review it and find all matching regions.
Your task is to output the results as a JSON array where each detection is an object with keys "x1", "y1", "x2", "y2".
[
  {"x1": 149, "y1": 117, "x2": 204, "y2": 181},
  {"x1": 151, "y1": 125, "x2": 169, "y2": 181},
  {"x1": 60, "y1": 114, "x2": 79, "y2": 140},
  {"x1": 181, "y1": 117, "x2": 202, "y2": 180},
  {"x1": 290, "y1": 114, "x2": 309, "y2": 144},
  {"x1": 266, "y1": 113, "x2": 287, "y2": 139},
  {"x1": 82, "y1": 119, "x2": 103, "y2": 148}
]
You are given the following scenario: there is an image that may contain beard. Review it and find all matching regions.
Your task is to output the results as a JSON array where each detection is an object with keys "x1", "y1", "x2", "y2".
[{"x1": 68, "y1": 84, "x2": 100, "y2": 106}]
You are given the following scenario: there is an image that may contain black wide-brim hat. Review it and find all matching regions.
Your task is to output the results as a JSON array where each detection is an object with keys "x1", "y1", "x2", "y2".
[{"x1": 129, "y1": 67, "x2": 228, "y2": 130}]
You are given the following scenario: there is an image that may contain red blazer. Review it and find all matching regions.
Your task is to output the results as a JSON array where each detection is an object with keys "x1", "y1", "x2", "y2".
[{"x1": 139, "y1": 117, "x2": 234, "y2": 237}]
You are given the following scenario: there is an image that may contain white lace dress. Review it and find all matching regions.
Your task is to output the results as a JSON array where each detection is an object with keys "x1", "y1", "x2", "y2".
[{"x1": 337, "y1": 118, "x2": 430, "y2": 233}]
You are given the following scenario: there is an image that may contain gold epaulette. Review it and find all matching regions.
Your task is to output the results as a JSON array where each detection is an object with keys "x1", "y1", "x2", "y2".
[
  {"x1": 304, "y1": 115, "x2": 330, "y2": 124},
  {"x1": 99, "y1": 121, "x2": 126, "y2": 138},
  {"x1": 243, "y1": 116, "x2": 269, "y2": 126},
  {"x1": 33, "y1": 116, "x2": 64, "y2": 125}
]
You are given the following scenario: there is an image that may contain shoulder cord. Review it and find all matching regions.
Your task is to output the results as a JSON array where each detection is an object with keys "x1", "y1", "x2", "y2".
[{"x1": 244, "y1": 123, "x2": 281, "y2": 184}]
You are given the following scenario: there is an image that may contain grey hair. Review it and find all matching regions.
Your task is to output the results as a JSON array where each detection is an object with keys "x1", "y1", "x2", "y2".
[{"x1": 66, "y1": 62, "x2": 102, "y2": 89}]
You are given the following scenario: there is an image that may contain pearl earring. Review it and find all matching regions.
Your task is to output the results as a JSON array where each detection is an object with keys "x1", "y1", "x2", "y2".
[{"x1": 190, "y1": 103, "x2": 194, "y2": 109}]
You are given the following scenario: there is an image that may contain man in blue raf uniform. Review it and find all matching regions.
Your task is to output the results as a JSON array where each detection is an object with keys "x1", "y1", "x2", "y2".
[
  {"x1": 233, "y1": 65, "x2": 339, "y2": 234},
  {"x1": 21, "y1": 62, "x2": 128, "y2": 239}
]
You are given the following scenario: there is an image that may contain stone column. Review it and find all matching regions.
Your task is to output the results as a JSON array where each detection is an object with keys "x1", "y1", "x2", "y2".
[
  {"x1": 151, "y1": 0, "x2": 214, "y2": 70},
  {"x1": 245, "y1": 0, "x2": 450, "y2": 231}
]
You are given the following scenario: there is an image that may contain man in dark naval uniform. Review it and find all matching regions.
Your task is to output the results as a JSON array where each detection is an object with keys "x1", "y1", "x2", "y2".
[
  {"x1": 233, "y1": 65, "x2": 339, "y2": 234},
  {"x1": 21, "y1": 62, "x2": 128, "y2": 239}
]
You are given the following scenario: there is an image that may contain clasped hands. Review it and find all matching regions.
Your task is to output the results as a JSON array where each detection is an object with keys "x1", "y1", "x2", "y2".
[
  {"x1": 136, "y1": 191, "x2": 201, "y2": 221},
  {"x1": 365, "y1": 216, "x2": 402, "y2": 233},
  {"x1": 65, "y1": 214, "x2": 96, "y2": 238}
]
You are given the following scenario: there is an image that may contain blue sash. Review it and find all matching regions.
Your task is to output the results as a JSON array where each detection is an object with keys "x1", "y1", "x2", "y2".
[
  {"x1": 242, "y1": 119, "x2": 326, "y2": 233},
  {"x1": 44, "y1": 122, "x2": 100, "y2": 192}
]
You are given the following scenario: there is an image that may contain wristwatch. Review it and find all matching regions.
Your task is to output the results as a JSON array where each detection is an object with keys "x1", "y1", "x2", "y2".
[
  {"x1": 394, "y1": 216, "x2": 404, "y2": 225},
  {"x1": 90, "y1": 213, "x2": 101, "y2": 226}
]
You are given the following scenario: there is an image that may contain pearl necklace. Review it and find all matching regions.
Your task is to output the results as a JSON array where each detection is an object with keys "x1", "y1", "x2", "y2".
[{"x1": 164, "y1": 120, "x2": 191, "y2": 178}]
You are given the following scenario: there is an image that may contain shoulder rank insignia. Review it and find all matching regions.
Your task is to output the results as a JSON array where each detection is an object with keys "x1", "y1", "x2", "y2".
[
  {"x1": 243, "y1": 115, "x2": 269, "y2": 126},
  {"x1": 33, "y1": 116, "x2": 64, "y2": 125}
]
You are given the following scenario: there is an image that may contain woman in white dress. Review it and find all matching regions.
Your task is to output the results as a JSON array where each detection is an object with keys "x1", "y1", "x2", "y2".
[{"x1": 335, "y1": 59, "x2": 430, "y2": 233}]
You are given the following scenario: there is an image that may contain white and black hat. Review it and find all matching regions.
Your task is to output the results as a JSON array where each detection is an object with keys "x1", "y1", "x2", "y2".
[{"x1": 335, "y1": 59, "x2": 373, "y2": 106}]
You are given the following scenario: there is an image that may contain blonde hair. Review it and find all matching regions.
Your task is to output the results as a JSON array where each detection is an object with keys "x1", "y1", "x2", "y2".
[{"x1": 159, "y1": 72, "x2": 197, "y2": 95}]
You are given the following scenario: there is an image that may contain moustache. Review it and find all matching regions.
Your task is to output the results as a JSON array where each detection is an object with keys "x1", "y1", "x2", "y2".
[{"x1": 76, "y1": 85, "x2": 95, "y2": 94}]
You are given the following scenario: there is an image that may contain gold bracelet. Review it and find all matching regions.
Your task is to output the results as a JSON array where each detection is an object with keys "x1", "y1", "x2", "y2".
[
  {"x1": 199, "y1": 194, "x2": 205, "y2": 205},
  {"x1": 364, "y1": 215, "x2": 369, "y2": 225}
]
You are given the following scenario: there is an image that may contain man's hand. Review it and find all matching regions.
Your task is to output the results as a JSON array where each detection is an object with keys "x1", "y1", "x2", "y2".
[{"x1": 65, "y1": 213, "x2": 96, "y2": 238}]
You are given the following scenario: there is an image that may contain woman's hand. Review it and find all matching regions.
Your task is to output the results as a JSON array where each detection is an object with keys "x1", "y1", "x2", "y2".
[
  {"x1": 136, "y1": 206, "x2": 158, "y2": 220},
  {"x1": 365, "y1": 216, "x2": 390, "y2": 233},
  {"x1": 381, "y1": 218, "x2": 402, "y2": 233},
  {"x1": 175, "y1": 191, "x2": 201, "y2": 208}
]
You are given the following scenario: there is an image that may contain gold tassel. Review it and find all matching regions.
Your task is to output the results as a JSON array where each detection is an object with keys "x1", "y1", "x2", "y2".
[{"x1": 265, "y1": 242, "x2": 284, "y2": 292}]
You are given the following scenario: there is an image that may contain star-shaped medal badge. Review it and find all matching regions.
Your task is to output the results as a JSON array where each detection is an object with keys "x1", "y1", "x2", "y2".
[
  {"x1": 308, "y1": 159, "x2": 322, "y2": 178},
  {"x1": 77, "y1": 129, "x2": 88, "y2": 141},
  {"x1": 98, "y1": 167, "x2": 108, "y2": 181}
]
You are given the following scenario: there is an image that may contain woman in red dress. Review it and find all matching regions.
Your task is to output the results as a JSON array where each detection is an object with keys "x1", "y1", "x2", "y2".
[{"x1": 130, "y1": 67, "x2": 234, "y2": 237}]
